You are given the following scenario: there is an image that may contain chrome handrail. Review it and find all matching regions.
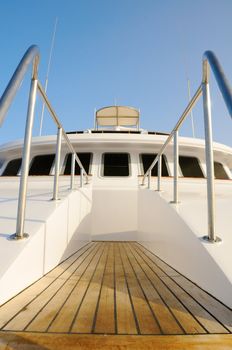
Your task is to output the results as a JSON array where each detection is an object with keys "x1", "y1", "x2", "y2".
[
  {"x1": 0, "y1": 45, "x2": 88, "y2": 239},
  {"x1": 37, "y1": 81, "x2": 88, "y2": 179},
  {"x1": 143, "y1": 50, "x2": 232, "y2": 243},
  {"x1": 0, "y1": 45, "x2": 39, "y2": 126},
  {"x1": 142, "y1": 85, "x2": 203, "y2": 182}
]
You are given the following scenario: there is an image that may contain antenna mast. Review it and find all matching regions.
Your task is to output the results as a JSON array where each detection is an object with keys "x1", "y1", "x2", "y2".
[
  {"x1": 39, "y1": 17, "x2": 58, "y2": 136},
  {"x1": 187, "y1": 79, "x2": 195, "y2": 138},
  {"x1": 180, "y1": 32, "x2": 196, "y2": 138}
]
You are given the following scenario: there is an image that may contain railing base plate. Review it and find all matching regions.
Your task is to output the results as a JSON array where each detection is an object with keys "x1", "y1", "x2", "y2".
[
  {"x1": 201, "y1": 235, "x2": 222, "y2": 243},
  {"x1": 8, "y1": 233, "x2": 29, "y2": 241}
]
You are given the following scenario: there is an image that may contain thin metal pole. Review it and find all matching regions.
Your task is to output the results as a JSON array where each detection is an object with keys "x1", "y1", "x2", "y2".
[
  {"x1": 157, "y1": 155, "x2": 162, "y2": 191},
  {"x1": 70, "y1": 152, "x2": 75, "y2": 190},
  {"x1": 187, "y1": 79, "x2": 195, "y2": 138},
  {"x1": 173, "y1": 130, "x2": 179, "y2": 203},
  {"x1": 14, "y1": 78, "x2": 38, "y2": 239},
  {"x1": 148, "y1": 171, "x2": 151, "y2": 189},
  {"x1": 202, "y1": 82, "x2": 220, "y2": 242},
  {"x1": 53, "y1": 127, "x2": 62, "y2": 200},
  {"x1": 80, "y1": 168, "x2": 83, "y2": 188},
  {"x1": 39, "y1": 18, "x2": 58, "y2": 136}
]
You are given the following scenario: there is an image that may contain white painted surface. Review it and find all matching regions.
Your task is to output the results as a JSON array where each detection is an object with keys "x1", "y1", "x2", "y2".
[
  {"x1": 0, "y1": 177, "x2": 91, "y2": 305},
  {"x1": 138, "y1": 178, "x2": 232, "y2": 308},
  {"x1": 0, "y1": 132, "x2": 232, "y2": 309},
  {"x1": 91, "y1": 188, "x2": 138, "y2": 241}
]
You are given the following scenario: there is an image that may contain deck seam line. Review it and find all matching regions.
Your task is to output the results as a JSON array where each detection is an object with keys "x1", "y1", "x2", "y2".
[
  {"x1": 127, "y1": 242, "x2": 186, "y2": 334},
  {"x1": 45, "y1": 243, "x2": 103, "y2": 332},
  {"x1": 68, "y1": 243, "x2": 107, "y2": 333},
  {"x1": 131, "y1": 243, "x2": 209, "y2": 334},
  {"x1": 0, "y1": 242, "x2": 96, "y2": 331},
  {"x1": 91, "y1": 242, "x2": 111, "y2": 333},
  {"x1": 121, "y1": 243, "x2": 163, "y2": 334},
  {"x1": 113, "y1": 243, "x2": 118, "y2": 334},
  {"x1": 135, "y1": 243, "x2": 231, "y2": 333},
  {"x1": 0, "y1": 242, "x2": 93, "y2": 310},
  {"x1": 22, "y1": 243, "x2": 100, "y2": 332},
  {"x1": 136, "y1": 242, "x2": 232, "y2": 312},
  {"x1": 117, "y1": 243, "x2": 140, "y2": 335}
]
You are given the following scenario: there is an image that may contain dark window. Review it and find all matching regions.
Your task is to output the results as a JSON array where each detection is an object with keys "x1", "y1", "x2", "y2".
[
  {"x1": 179, "y1": 156, "x2": 204, "y2": 177},
  {"x1": 29, "y1": 154, "x2": 55, "y2": 175},
  {"x1": 103, "y1": 153, "x2": 129, "y2": 176},
  {"x1": 141, "y1": 154, "x2": 169, "y2": 176},
  {"x1": 64, "y1": 153, "x2": 92, "y2": 175},
  {"x1": 214, "y1": 162, "x2": 228, "y2": 179},
  {"x1": 2, "y1": 158, "x2": 22, "y2": 176}
]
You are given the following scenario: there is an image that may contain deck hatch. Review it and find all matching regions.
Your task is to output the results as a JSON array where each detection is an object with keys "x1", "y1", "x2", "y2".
[
  {"x1": 103, "y1": 153, "x2": 130, "y2": 176},
  {"x1": 2, "y1": 158, "x2": 22, "y2": 176},
  {"x1": 141, "y1": 154, "x2": 169, "y2": 176},
  {"x1": 179, "y1": 156, "x2": 204, "y2": 178}
]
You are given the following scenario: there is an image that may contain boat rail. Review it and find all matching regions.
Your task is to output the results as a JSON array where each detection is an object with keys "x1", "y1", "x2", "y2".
[
  {"x1": 142, "y1": 50, "x2": 232, "y2": 243},
  {"x1": 0, "y1": 45, "x2": 88, "y2": 239}
]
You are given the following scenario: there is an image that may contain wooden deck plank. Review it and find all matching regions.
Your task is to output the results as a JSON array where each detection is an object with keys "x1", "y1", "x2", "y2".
[
  {"x1": 124, "y1": 243, "x2": 184, "y2": 334},
  {"x1": 161, "y1": 275, "x2": 229, "y2": 334},
  {"x1": 0, "y1": 241, "x2": 231, "y2": 338},
  {"x1": 71, "y1": 243, "x2": 109, "y2": 333},
  {"x1": 135, "y1": 242, "x2": 181, "y2": 277},
  {"x1": 135, "y1": 243, "x2": 232, "y2": 332},
  {"x1": 94, "y1": 243, "x2": 116, "y2": 334},
  {"x1": 0, "y1": 332, "x2": 232, "y2": 350},
  {"x1": 118, "y1": 243, "x2": 161, "y2": 334},
  {"x1": 130, "y1": 243, "x2": 207, "y2": 334},
  {"x1": 3, "y1": 243, "x2": 99, "y2": 331},
  {"x1": 45, "y1": 243, "x2": 94, "y2": 279},
  {"x1": 114, "y1": 242, "x2": 137, "y2": 334},
  {"x1": 25, "y1": 244, "x2": 101, "y2": 332},
  {"x1": 172, "y1": 275, "x2": 232, "y2": 332},
  {"x1": 0, "y1": 243, "x2": 93, "y2": 329},
  {"x1": 48, "y1": 243, "x2": 105, "y2": 333}
]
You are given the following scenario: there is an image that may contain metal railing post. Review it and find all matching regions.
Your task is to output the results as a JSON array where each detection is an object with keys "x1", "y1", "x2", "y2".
[
  {"x1": 70, "y1": 152, "x2": 75, "y2": 190},
  {"x1": 80, "y1": 167, "x2": 83, "y2": 188},
  {"x1": 157, "y1": 155, "x2": 162, "y2": 191},
  {"x1": 148, "y1": 170, "x2": 151, "y2": 189},
  {"x1": 172, "y1": 130, "x2": 179, "y2": 203},
  {"x1": 202, "y1": 82, "x2": 221, "y2": 242},
  {"x1": 53, "y1": 127, "x2": 62, "y2": 200},
  {"x1": 12, "y1": 78, "x2": 38, "y2": 239}
]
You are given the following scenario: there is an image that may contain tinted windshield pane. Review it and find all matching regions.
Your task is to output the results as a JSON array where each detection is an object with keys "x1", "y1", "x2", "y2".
[
  {"x1": 29, "y1": 154, "x2": 55, "y2": 175},
  {"x1": 141, "y1": 154, "x2": 169, "y2": 176},
  {"x1": 2, "y1": 158, "x2": 22, "y2": 176},
  {"x1": 214, "y1": 162, "x2": 228, "y2": 179},
  {"x1": 64, "y1": 153, "x2": 92, "y2": 175},
  {"x1": 103, "y1": 153, "x2": 129, "y2": 176},
  {"x1": 179, "y1": 156, "x2": 204, "y2": 177}
]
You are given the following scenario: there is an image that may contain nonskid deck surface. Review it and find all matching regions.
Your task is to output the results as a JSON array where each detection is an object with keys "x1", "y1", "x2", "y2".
[{"x1": 0, "y1": 242, "x2": 231, "y2": 338}]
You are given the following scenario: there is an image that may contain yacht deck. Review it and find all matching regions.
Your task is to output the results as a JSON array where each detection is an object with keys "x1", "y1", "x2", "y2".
[{"x1": 0, "y1": 241, "x2": 231, "y2": 349}]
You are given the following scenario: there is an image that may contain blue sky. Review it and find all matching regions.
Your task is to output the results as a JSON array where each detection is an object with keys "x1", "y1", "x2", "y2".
[{"x1": 0, "y1": 0, "x2": 232, "y2": 146}]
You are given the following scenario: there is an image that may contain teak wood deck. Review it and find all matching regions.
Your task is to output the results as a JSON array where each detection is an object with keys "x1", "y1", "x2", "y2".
[{"x1": 0, "y1": 241, "x2": 232, "y2": 349}]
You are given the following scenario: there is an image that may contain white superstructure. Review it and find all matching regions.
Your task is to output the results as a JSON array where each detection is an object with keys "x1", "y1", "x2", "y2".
[{"x1": 0, "y1": 122, "x2": 232, "y2": 308}]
